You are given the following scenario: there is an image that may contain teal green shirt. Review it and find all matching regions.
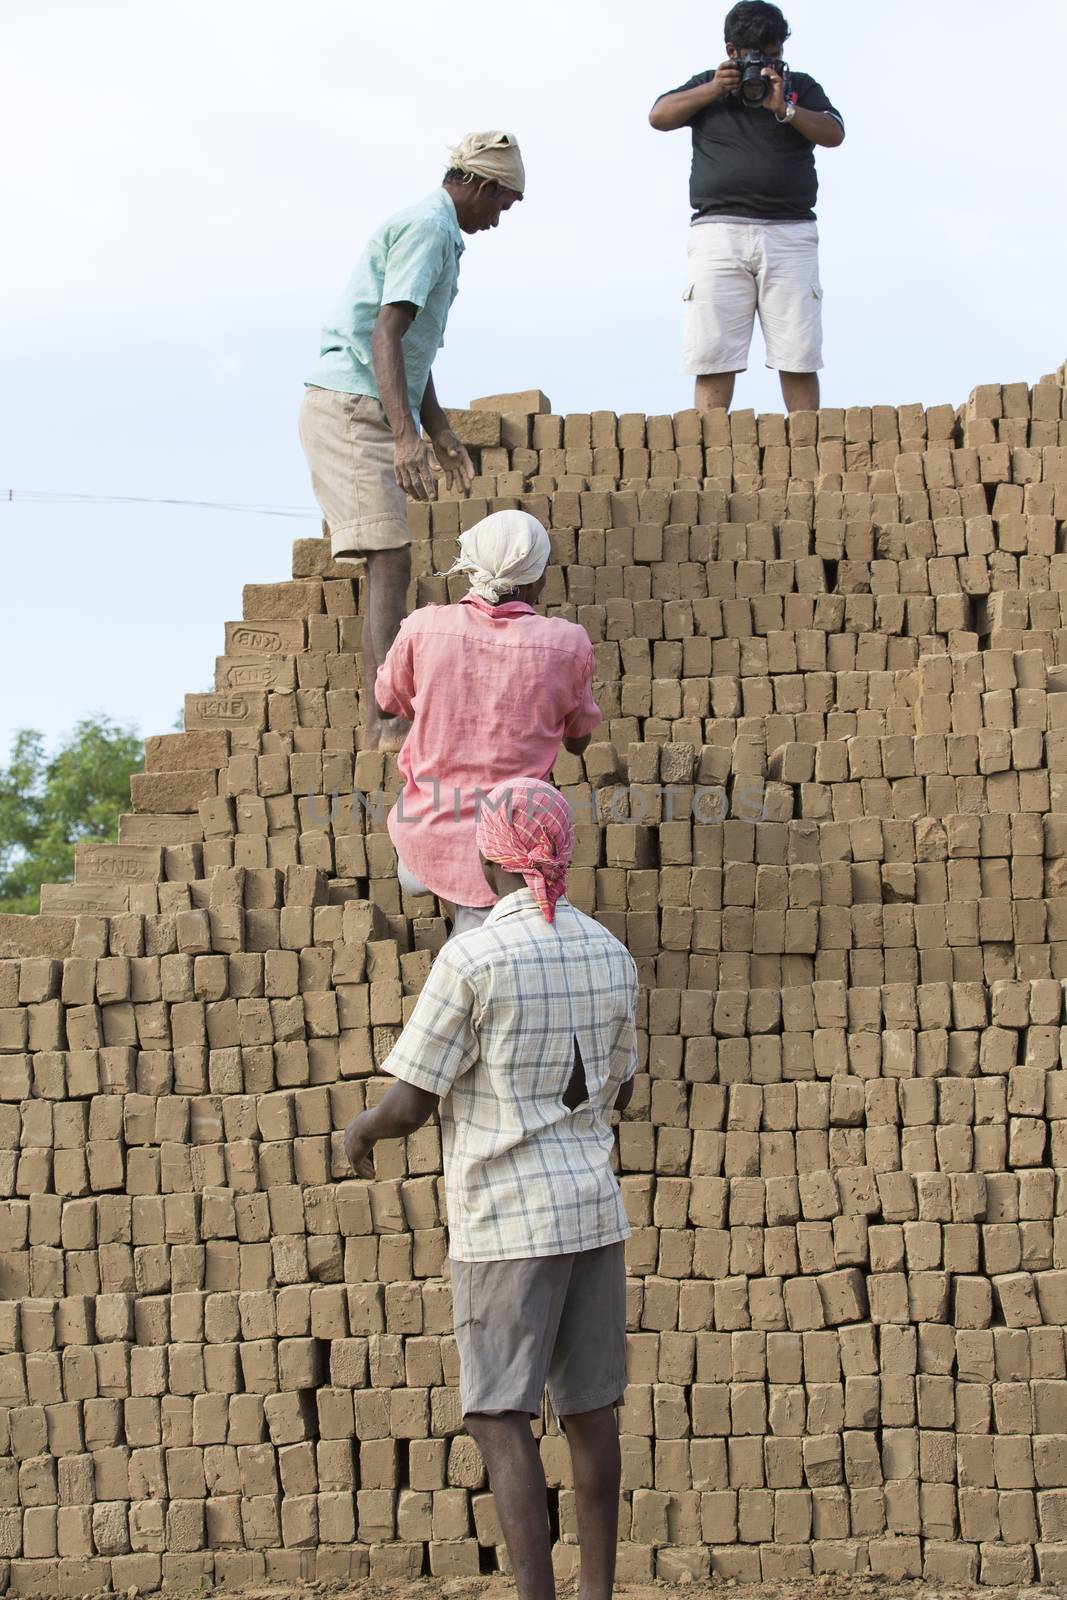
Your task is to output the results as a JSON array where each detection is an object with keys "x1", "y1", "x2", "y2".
[{"x1": 307, "y1": 188, "x2": 465, "y2": 423}]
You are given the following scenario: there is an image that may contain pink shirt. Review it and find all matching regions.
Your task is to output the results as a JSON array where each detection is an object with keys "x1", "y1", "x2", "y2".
[{"x1": 375, "y1": 595, "x2": 602, "y2": 907}]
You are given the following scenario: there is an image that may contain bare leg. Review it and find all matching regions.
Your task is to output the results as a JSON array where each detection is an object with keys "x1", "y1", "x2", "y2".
[
  {"x1": 779, "y1": 370, "x2": 820, "y2": 413},
  {"x1": 695, "y1": 372, "x2": 737, "y2": 414},
  {"x1": 361, "y1": 546, "x2": 411, "y2": 750},
  {"x1": 563, "y1": 1407, "x2": 621, "y2": 1600},
  {"x1": 465, "y1": 1412, "x2": 555, "y2": 1600}
]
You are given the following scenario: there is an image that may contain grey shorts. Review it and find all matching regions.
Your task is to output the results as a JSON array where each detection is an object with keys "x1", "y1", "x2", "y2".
[
  {"x1": 396, "y1": 858, "x2": 491, "y2": 938},
  {"x1": 450, "y1": 1242, "x2": 627, "y2": 1418},
  {"x1": 298, "y1": 385, "x2": 411, "y2": 558}
]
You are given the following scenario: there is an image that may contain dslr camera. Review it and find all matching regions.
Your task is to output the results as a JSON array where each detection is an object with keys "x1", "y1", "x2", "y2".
[{"x1": 732, "y1": 50, "x2": 788, "y2": 108}]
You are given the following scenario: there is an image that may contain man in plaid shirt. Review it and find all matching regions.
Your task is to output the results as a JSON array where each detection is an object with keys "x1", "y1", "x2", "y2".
[{"x1": 344, "y1": 778, "x2": 638, "y2": 1600}]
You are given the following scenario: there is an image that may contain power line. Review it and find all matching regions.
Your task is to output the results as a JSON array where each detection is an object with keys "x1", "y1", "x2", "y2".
[{"x1": 6, "y1": 489, "x2": 318, "y2": 520}]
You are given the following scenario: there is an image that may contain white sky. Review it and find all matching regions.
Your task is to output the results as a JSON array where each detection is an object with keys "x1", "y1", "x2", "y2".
[{"x1": 1, "y1": 0, "x2": 1064, "y2": 758}]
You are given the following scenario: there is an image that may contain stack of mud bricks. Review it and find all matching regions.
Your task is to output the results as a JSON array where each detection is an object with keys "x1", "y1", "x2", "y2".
[{"x1": 0, "y1": 363, "x2": 1065, "y2": 1596}]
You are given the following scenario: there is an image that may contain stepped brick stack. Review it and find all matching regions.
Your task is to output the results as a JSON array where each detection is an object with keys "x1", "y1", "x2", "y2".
[{"x1": 0, "y1": 365, "x2": 1066, "y2": 1596}]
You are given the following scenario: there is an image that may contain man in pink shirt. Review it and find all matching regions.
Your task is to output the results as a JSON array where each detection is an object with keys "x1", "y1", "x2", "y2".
[{"x1": 375, "y1": 510, "x2": 601, "y2": 931}]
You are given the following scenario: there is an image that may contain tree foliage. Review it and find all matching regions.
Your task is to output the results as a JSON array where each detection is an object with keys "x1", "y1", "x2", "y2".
[{"x1": 0, "y1": 718, "x2": 144, "y2": 915}]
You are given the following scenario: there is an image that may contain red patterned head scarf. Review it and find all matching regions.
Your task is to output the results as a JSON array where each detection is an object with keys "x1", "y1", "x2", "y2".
[{"x1": 476, "y1": 779, "x2": 574, "y2": 923}]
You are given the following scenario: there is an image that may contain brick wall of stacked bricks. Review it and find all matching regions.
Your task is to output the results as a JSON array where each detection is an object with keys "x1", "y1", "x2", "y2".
[{"x1": 0, "y1": 369, "x2": 1065, "y2": 1594}]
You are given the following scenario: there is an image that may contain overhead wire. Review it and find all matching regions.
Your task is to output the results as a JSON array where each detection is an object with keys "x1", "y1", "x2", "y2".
[{"x1": 6, "y1": 489, "x2": 318, "y2": 520}]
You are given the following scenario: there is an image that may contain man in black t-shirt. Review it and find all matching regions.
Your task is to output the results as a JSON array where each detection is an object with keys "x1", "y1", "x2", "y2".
[{"x1": 650, "y1": 1, "x2": 844, "y2": 414}]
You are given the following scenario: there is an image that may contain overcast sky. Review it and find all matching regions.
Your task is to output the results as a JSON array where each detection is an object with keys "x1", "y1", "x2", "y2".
[{"x1": 1, "y1": 0, "x2": 1063, "y2": 760}]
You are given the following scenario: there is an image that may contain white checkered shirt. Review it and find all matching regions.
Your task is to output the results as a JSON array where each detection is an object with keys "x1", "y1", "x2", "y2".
[{"x1": 382, "y1": 889, "x2": 639, "y2": 1262}]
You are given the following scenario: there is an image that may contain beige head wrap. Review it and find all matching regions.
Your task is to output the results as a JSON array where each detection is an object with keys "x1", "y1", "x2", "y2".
[
  {"x1": 445, "y1": 510, "x2": 550, "y2": 604},
  {"x1": 447, "y1": 130, "x2": 525, "y2": 197}
]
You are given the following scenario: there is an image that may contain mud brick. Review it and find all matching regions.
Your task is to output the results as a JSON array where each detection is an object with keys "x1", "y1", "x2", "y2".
[{"x1": 10, "y1": 378, "x2": 1067, "y2": 1575}]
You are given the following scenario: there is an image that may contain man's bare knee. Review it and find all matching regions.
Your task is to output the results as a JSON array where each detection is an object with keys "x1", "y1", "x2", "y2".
[
  {"x1": 368, "y1": 545, "x2": 410, "y2": 568},
  {"x1": 695, "y1": 371, "x2": 737, "y2": 414},
  {"x1": 779, "y1": 370, "x2": 820, "y2": 412},
  {"x1": 466, "y1": 1409, "x2": 531, "y2": 1435},
  {"x1": 465, "y1": 1411, "x2": 532, "y2": 1456},
  {"x1": 365, "y1": 546, "x2": 410, "y2": 586},
  {"x1": 560, "y1": 1402, "x2": 616, "y2": 1435}
]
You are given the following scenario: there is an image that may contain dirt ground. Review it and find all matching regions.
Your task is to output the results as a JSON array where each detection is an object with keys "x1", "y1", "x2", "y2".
[
  {"x1": 196, "y1": 1583, "x2": 1064, "y2": 1600},
  {"x1": 55, "y1": 1578, "x2": 1067, "y2": 1600},
  {"x1": 252, "y1": 1583, "x2": 1061, "y2": 1600}
]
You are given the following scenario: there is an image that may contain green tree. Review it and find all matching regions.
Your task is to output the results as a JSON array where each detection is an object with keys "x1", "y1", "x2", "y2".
[{"x1": 0, "y1": 718, "x2": 144, "y2": 915}]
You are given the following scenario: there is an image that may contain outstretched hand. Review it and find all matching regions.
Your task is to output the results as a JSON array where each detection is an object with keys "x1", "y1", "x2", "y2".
[
  {"x1": 344, "y1": 1117, "x2": 376, "y2": 1179},
  {"x1": 431, "y1": 429, "x2": 476, "y2": 495},
  {"x1": 394, "y1": 434, "x2": 437, "y2": 502}
]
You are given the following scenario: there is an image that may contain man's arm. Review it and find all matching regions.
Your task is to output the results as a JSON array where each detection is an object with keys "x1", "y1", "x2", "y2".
[
  {"x1": 561, "y1": 645, "x2": 601, "y2": 757},
  {"x1": 374, "y1": 623, "x2": 414, "y2": 720},
  {"x1": 787, "y1": 105, "x2": 844, "y2": 147},
  {"x1": 649, "y1": 61, "x2": 739, "y2": 130},
  {"x1": 370, "y1": 302, "x2": 436, "y2": 502},
  {"x1": 613, "y1": 1077, "x2": 635, "y2": 1114},
  {"x1": 344, "y1": 1082, "x2": 438, "y2": 1177},
  {"x1": 343, "y1": 951, "x2": 480, "y2": 1177},
  {"x1": 762, "y1": 69, "x2": 845, "y2": 147},
  {"x1": 612, "y1": 969, "x2": 640, "y2": 1114},
  {"x1": 420, "y1": 371, "x2": 476, "y2": 496}
]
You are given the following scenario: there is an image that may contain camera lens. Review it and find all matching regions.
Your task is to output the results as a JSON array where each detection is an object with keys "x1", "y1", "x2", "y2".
[{"x1": 739, "y1": 65, "x2": 767, "y2": 105}]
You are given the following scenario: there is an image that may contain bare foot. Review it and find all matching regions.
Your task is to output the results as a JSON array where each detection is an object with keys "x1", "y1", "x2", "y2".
[{"x1": 376, "y1": 717, "x2": 411, "y2": 753}]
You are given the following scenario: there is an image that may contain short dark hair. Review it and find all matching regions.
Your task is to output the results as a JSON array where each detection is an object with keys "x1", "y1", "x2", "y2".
[{"x1": 724, "y1": 1, "x2": 790, "y2": 49}]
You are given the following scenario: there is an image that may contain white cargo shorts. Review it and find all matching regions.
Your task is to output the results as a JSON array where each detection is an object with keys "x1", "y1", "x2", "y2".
[{"x1": 681, "y1": 218, "x2": 823, "y2": 375}]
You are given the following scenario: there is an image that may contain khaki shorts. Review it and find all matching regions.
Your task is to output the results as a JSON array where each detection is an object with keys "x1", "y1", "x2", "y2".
[
  {"x1": 450, "y1": 1242, "x2": 627, "y2": 1418},
  {"x1": 682, "y1": 219, "x2": 823, "y2": 375},
  {"x1": 298, "y1": 385, "x2": 410, "y2": 558}
]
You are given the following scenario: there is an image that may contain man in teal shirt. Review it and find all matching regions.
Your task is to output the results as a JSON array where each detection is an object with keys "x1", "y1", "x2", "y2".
[{"x1": 299, "y1": 131, "x2": 525, "y2": 751}]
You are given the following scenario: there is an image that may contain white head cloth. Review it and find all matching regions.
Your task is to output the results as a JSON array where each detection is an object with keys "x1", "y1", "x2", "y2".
[
  {"x1": 445, "y1": 510, "x2": 550, "y2": 604},
  {"x1": 447, "y1": 130, "x2": 525, "y2": 197}
]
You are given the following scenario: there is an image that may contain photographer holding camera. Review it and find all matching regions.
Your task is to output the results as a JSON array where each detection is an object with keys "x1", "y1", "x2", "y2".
[{"x1": 650, "y1": 1, "x2": 844, "y2": 415}]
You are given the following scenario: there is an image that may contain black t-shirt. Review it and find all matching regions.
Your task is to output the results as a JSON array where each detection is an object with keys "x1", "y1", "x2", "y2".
[{"x1": 661, "y1": 68, "x2": 843, "y2": 221}]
